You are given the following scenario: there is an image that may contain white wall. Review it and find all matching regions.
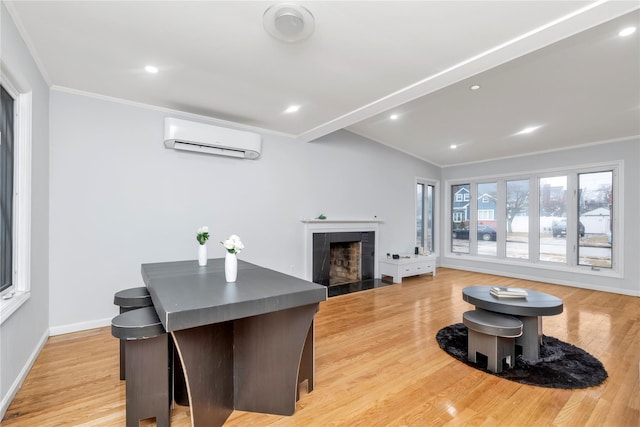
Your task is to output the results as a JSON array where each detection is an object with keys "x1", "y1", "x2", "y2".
[
  {"x1": 440, "y1": 139, "x2": 640, "y2": 296},
  {"x1": 48, "y1": 90, "x2": 440, "y2": 333},
  {"x1": 0, "y1": 2, "x2": 50, "y2": 418}
]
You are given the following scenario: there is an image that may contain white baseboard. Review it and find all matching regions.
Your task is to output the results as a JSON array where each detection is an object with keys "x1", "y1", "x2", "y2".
[
  {"x1": 439, "y1": 262, "x2": 640, "y2": 297},
  {"x1": 0, "y1": 329, "x2": 49, "y2": 420},
  {"x1": 49, "y1": 317, "x2": 112, "y2": 336},
  {"x1": 1, "y1": 318, "x2": 114, "y2": 418}
]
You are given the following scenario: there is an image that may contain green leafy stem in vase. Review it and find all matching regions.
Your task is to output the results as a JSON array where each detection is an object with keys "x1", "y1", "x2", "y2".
[{"x1": 197, "y1": 226, "x2": 210, "y2": 245}]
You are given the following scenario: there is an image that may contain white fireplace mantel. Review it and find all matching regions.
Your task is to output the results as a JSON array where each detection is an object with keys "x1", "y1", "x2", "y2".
[
  {"x1": 301, "y1": 218, "x2": 383, "y2": 224},
  {"x1": 303, "y1": 219, "x2": 382, "y2": 281}
]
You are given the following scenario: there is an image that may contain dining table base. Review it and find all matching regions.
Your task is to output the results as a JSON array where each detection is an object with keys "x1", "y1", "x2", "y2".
[{"x1": 171, "y1": 302, "x2": 319, "y2": 427}]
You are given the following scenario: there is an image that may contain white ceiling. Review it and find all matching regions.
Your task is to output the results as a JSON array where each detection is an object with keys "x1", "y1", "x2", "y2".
[{"x1": 4, "y1": 1, "x2": 640, "y2": 166}]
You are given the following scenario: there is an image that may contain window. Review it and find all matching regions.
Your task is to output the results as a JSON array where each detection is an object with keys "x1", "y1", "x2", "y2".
[
  {"x1": 477, "y1": 182, "x2": 497, "y2": 256},
  {"x1": 451, "y1": 184, "x2": 470, "y2": 254},
  {"x1": 452, "y1": 211, "x2": 465, "y2": 223},
  {"x1": 0, "y1": 74, "x2": 32, "y2": 325},
  {"x1": 447, "y1": 163, "x2": 619, "y2": 276},
  {"x1": 416, "y1": 180, "x2": 436, "y2": 253},
  {"x1": 578, "y1": 171, "x2": 613, "y2": 268},
  {"x1": 1, "y1": 86, "x2": 14, "y2": 295},
  {"x1": 540, "y1": 176, "x2": 567, "y2": 263},
  {"x1": 478, "y1": 210, "x2": 494, "y2": 220},
  {"x1": 506, "y1": 179, "x2": 529, "y2": 260}
]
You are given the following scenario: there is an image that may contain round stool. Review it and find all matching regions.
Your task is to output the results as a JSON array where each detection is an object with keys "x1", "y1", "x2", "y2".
[
  {"x1": 463, "y1": 309, "x2": 523, "y2": 373},
  {"x1": 114, "y1": 286, "x2": 152, "y2": 312},
  {"x1": 112, "y1": 306, "x2": 170, "y2": 427},
  {"x1": 114, "y1": 287, "x2": 153, "y2": 380}
]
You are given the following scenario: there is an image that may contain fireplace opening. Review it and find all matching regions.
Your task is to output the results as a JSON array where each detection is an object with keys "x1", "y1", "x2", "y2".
[
  {"x1": 329, "y1": 241, "x2": 361, "y2": 286},
  {"x1": 312, "y1": 231, "x2": 374, "y2": 287}
]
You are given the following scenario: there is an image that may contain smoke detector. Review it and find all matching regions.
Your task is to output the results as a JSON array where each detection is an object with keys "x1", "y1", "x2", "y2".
[{"x1": 263, "y1": 3, "x2": 315, "y2": 43}]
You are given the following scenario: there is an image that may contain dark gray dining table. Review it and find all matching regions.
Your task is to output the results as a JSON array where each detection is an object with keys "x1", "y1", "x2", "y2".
[
  {"x1": 462, "y1": 285, "x2": 563, "y2": 362},
  {"x1": 142, "y1": 258, "x2": 327, "y2": 427}
]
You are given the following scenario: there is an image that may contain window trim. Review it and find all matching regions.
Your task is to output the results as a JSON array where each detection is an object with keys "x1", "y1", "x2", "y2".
[
  {"x1": 1, "y1": 85, "x2": 15, "y2": 295},
  {"x1": 451, "y1": 183, "x2": 471, "y2": 254},
  {"x1": 416, "y1": 177, "x2": 439, "y2": 256},
  {"x1": 0, "y1": 69, "x2": 33, "y2": 325},
  {"x1": 444, "y1": 161, "x2": 622, "y2": 278},
  {"x1": 575, "y1": 166, "x2": 621, "y2": 272}
]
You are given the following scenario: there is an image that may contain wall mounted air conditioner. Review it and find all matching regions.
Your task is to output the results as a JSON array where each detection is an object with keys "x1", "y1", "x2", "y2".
[{"x1": 163, "y1": 118, "x2": 262, "y2": 159}]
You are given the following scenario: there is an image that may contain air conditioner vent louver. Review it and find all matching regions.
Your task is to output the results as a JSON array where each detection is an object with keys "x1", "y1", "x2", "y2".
[{"x1": 164, "y1": 118, "x2": 261, "y2": 159}]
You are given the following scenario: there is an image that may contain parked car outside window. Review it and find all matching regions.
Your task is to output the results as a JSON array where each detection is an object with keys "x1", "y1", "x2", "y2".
[
  {"x1": 452, "y1": 224, "x2": 497, "y2": 241},
  {"x1": 552, "y1": 219, "x2": 585, "y2": 238}
]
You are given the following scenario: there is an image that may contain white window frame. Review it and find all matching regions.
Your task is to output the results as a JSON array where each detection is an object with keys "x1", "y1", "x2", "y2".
[
  {"x1": 0, "y1": 68, "x2": 33, "y2": 325},
  {"x1": 444, "y1": 161, "x2": 622, "y2": 278},
  {"x1": 416, "y1": 177, "x2": 439, "y2": 255},
  {"x1": 575, "y1": 166, "x2": 620, "y2": 272}
]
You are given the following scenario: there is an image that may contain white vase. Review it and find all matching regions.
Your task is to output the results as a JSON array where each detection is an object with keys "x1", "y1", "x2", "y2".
[
  {"x1": 198, "y1": 244, "x2": 207, "y2": 266},
  {"x1": 225, "y1": 252, "x2": 237, "y2": 282}
]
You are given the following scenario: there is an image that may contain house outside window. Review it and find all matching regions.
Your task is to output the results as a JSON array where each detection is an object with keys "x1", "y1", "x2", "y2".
[
  {"x1": 477, "y1": 183, "x2": 497, "y2": 256},
  {"x1": 451, "y1": 184, "x2": 470, "y2": 254}
]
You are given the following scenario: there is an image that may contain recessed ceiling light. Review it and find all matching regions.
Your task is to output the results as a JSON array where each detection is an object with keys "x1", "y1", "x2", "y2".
[
  {"x1": 285, "y1": 105, "x2": 300, "y2": 113},
  {"x1": 516, "y1": 125, "x2": 542, "y2": 135},
  {"x1": 470, "y1": 84, "x2": 481, "y2": 90},
  {"x1": 145, "y1": 65, "x2": 158, "y2": 74},
  {"x1": 390, "y1": 114, "x2": 399, "y2": 120},
  {"x1": 450, "y1": 144, "x2": 457, "y2": 149},
  {"x1": 619, "y1": 26, "x2": 637, "y2": 37}
]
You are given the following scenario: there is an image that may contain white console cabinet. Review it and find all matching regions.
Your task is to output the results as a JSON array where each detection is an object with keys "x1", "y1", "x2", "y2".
[{"x1": 379, "y1": 254, "x2": 436, "y2": 283}]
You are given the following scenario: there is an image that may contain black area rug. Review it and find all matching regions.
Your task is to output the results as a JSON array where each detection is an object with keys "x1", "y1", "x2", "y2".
[{"x1": 436, "y1": 323, "x2": 608, "y2": 389}]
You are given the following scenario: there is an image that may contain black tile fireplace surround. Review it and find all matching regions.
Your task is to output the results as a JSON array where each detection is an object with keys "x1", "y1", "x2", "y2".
[
  {"x1": 312, "y1": 231, "x2": 389, "y2": 297},
  {"x1": 326, "y1": 278, "x2": 388, "y2": 297}
]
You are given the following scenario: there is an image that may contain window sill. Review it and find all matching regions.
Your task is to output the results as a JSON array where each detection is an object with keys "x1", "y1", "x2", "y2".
[
  {"x1": 444, "y1": 253, "x2": 622, "y2": 278},
  {"x1": 0, "y1": 291, "x2": 31, "y2": 326}
]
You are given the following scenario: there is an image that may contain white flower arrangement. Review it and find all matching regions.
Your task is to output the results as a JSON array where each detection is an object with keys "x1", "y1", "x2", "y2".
[
  {"x1": 196, "y1": 226, "x2": 210, "y2": 245},
  {"x1": 221, "y1": 234, "x2": 244, "y2": 254}
]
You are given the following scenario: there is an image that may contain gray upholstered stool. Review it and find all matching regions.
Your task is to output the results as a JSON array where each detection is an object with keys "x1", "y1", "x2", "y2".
[
  {"x1": 463, "y1": 309, "x2": 523, "y2": 373},
  {"x1": 114, "y1": 287, "x2": 153, "y2": 380},
  {"x1": 112, "y1": 306, "x2": 170, "y2": 427}
]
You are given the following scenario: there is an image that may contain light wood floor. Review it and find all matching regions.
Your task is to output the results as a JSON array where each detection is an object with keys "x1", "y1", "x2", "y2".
[{"x1": 3, "y1": 268, "x2": 639, "y2": 426}]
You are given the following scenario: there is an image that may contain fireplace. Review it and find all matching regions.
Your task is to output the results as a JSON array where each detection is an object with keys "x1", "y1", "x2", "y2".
[
  {"x1": 303, "y1": 219, "x2": 383, "y2": 296},
  {"x1": 312, "y1": 231, "x2": 375, "y2": 287}
]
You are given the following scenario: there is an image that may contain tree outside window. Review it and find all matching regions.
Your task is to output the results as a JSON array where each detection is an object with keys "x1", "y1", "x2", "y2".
[{"x1": 506, "y1": 179, "x2": 529, "y2": 259}]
